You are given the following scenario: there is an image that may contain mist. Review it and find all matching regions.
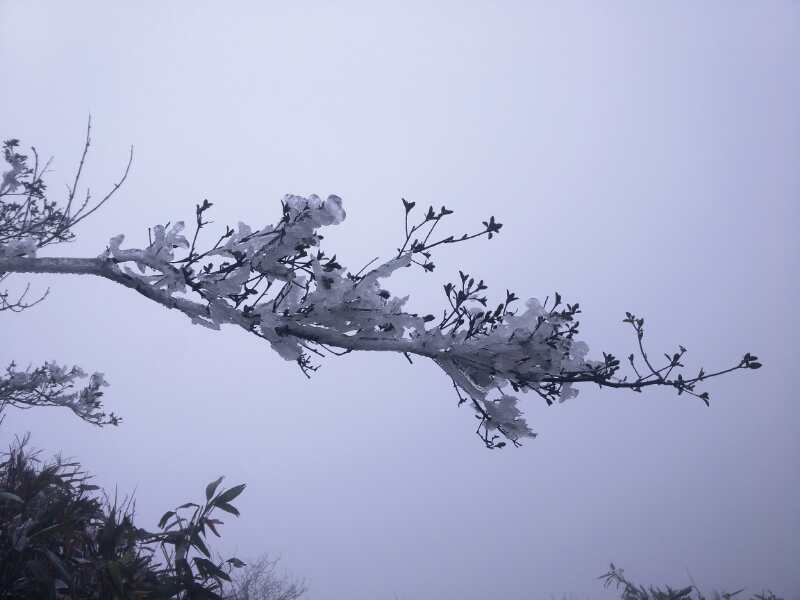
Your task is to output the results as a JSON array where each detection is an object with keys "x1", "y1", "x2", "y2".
[{"x1": 1, "y1": 2, "x2": 798, "y2": 599}]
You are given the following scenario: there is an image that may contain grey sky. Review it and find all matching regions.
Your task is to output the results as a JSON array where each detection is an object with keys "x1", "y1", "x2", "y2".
[{"x1": 1, "y1": 2, "x2": 798, "y2": 598}]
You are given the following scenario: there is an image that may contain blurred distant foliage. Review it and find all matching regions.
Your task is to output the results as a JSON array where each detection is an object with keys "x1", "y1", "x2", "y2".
[
  {"x1": 600, "y1": 563, "x2": 785, "y2": 600},
  {"x1": 226, "y1": 555, "x2": 306, "y2": 600}
]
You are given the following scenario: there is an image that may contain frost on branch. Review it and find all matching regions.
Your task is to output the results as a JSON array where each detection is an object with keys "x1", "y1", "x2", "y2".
[
  {"x1": 92, "y1": 195, "x2": 760, "y2": 449},
  {"x1": 0, "y1": 130, "x2": 131, "y2": 254},
  {"x1": 0, "y1": 131, "x2": 761, "y2": 447},
  {"x1": 0, "y1": 125, "x2": 130, "y2": 424},
  {"x1": 0, "y1": 362, "x2": 117, "y2": 426}
]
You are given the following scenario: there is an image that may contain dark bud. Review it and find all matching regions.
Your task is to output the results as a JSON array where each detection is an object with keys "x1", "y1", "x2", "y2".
[{"x1": 482, "y1": 215, "x2": 503, "y2": 238}]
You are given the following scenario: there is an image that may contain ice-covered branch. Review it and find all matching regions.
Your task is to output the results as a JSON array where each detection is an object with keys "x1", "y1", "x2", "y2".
[
  {"x1": 0, "y1": 126, "x2": 131, "y2": 427},
  {"x1": 0, "y1": 362, "x2": 116, "y2": 426},
  {"x1": 0, "y1": 194, "x2": 760, "y2": 447}
]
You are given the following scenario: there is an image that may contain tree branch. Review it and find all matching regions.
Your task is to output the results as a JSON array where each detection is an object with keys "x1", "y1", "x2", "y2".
[{"x1": 1, "y1": 131, "x2": 761, "y2": 447}]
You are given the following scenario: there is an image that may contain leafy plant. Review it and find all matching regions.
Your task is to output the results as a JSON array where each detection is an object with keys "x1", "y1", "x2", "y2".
[{"x1": 0, "y1": 436, "x2": 247, "y2": 599}]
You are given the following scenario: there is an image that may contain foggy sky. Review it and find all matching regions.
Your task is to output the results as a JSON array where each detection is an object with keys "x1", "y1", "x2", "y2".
[{"x1": 1, "y1": 2, "x2": 798, "y2": 599}]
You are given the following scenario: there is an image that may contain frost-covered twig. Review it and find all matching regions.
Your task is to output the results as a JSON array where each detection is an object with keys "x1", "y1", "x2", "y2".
[
  {"x1": 0, "y1": 125, "x2": 130, "y2": 427},
  {"x1": 0, "y1": 362, "x2": 116, "y2": 426}
]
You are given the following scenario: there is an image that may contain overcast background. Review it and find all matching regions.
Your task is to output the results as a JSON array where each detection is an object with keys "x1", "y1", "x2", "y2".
[{"x1": 1, "y1": 2, "x2": 798, "y2": 599}]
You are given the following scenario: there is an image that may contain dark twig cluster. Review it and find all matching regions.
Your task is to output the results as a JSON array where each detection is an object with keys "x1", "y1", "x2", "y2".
[
  {"x1": 393, "y1": 202, "x2": 760, "y2": 447},
  {"x1": 396, "y1": 198, "x2": 501, "y2": 272},
  {"x1": 0, "y1": 120, "x2": 132, "y2": 256},
  {"x1": 0, "y1": 281, "x2": 48, "y2": 312}
]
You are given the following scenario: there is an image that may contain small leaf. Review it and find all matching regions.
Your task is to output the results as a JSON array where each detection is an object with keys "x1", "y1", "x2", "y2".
[
  {"x1": 215, "y1": 483, "x2": 246, "y2": 504},
  {"x1": 195, "y1": 557, "x2": 231, "y2": 582},
  {"x1": 205, "y1": 476, "x2": 224, "y2": 501},
  {"x1": 206, "y1": 518, "x2": 222, "y2": 537},
  {"x1": 192, "y1": 530, "x2": 211, "y2": 558},
  {"x1": 158, "y1": 510, "x2": 176, "y2": 529},
  {"x1": 215, "y1": 501, "x2": 240, "y2": 516}
]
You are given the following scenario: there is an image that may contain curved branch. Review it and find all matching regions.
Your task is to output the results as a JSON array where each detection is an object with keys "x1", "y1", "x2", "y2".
[{"x1": 0, "y1": 191, "x2": 761, "y2": 449}]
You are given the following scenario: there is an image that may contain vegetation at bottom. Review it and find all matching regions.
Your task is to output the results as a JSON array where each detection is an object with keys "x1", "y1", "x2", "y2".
[
  {"x1": 0, "y1": 436, "x2": 788, "y2": 600},
  {"x1": 0, "y1": 435, "x2": 305, "y2": 599},
  {"x1": 598, "y1": 562, "x2": 786, "y2": 600}
]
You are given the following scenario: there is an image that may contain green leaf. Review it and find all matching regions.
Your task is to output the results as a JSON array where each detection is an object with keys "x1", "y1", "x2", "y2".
[
  {"x1": 215, "y1": 501, "x2": 240, "y2": 516},
  {"x1": 205, "y1": 518, "x2": 222, "y2": 538},
  {"x1": 191, "y1": 530, "x2": 211, "y2": 558},
  {"x1": 158, "y1": 510, "x2": 176, "y2": 529},
  {"x1": 214, "y1": 483, "x2": 246, "y2": 504},
  {"x1": 205, "y1": 476, "x2": 224, "y2": 501},
  {"x1": 194, "y1": 557, "x2": 231, "y2": 582}
]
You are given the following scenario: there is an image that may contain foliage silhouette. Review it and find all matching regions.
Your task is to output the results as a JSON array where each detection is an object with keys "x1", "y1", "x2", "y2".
[{"x1": 0, "y1": 435, "x2": 252, "y2": 599}]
